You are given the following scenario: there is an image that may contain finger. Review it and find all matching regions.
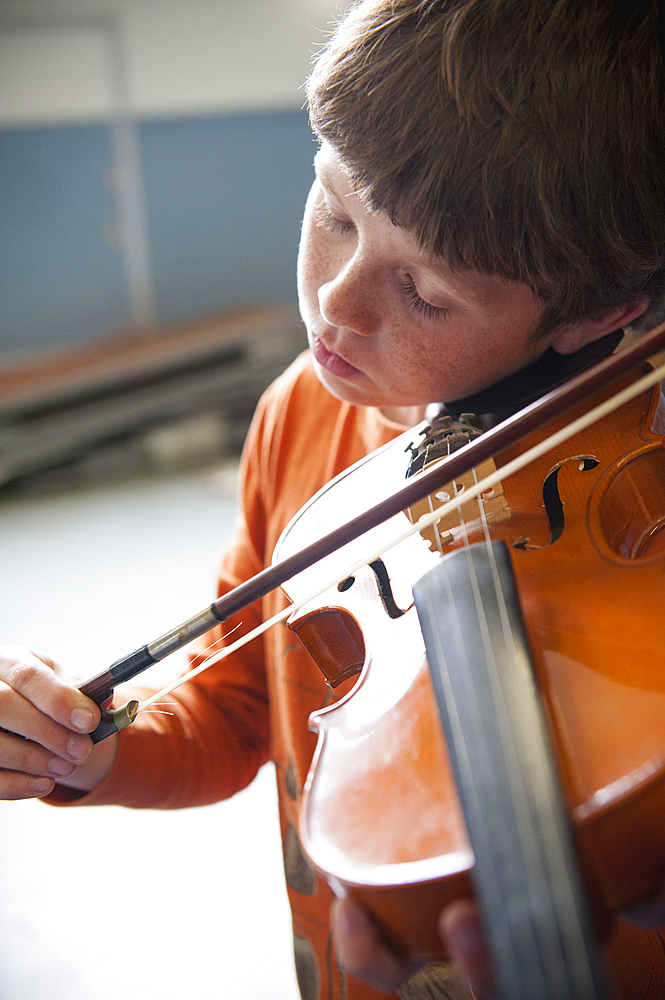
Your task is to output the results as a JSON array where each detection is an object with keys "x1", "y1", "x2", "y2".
[
  {"x1": 0, "y1": 765, "x2": 56, "y2": 801},
  {"x1": 332, "y1": 896, "x2": 419, "y2": 992},
  {"x1": 0, "y1": 727, "x2": 77, "y2": 778},
  {"x1": 0, "y1": 645, "x2": 99, "y2": 733},
  {"x1": 438, "y1": 900, "x2": 496, "y2": 1000},
  {"x1": 0, "y1": 683, "x2": 94, "y2": 764}
]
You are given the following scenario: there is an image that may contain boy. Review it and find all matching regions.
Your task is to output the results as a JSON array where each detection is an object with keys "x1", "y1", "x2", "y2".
[{"x1": 0, "y1": 1, "x2": 664, "y2": 998}]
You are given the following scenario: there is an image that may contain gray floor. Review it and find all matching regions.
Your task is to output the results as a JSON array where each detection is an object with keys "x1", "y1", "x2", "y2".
[{"x1": 0, "y1": 465, "x2": 299, "y2": 1000}]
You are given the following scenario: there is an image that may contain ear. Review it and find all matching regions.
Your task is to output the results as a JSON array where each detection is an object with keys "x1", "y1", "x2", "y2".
[{"x1": 550, "y1": 298, "x2": 649, "y2": 355}]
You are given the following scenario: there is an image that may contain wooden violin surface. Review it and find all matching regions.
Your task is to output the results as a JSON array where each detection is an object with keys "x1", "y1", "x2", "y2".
[{"x1": 273, "y1": 368, "x2": 665, "y2": 958}]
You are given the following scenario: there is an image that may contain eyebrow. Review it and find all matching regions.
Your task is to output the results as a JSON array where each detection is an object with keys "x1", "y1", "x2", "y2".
[{"x1": 314, "y1": 152, "x2": 358, "y2": 203}]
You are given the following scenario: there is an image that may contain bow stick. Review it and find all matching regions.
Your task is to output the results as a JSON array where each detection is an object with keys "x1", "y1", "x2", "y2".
[{"x1": 81, "y1": 319, "x2": 665, "y2": 742}]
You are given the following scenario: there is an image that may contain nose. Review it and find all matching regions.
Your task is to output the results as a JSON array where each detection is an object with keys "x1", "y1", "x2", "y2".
[{"x1": 317, "y1": 258, "x2": 380, "y2": 336}]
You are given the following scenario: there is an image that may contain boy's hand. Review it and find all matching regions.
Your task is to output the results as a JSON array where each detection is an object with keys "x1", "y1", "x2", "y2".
[
  {"x1": 621, "y1": 887, "x2": 665, "y2": 929},
  {"x1": 0, "y1": 644, "x2": 102, "y2": 799},
  {"x1": 332, "y1": 895, "x2": 496, "y2": 998},
  {"x1": 438, "y1": 900, "x2": 496, "y2": 999},
  {"x1": 332, "y1": 896, "x2": 421, "y2": 992}
]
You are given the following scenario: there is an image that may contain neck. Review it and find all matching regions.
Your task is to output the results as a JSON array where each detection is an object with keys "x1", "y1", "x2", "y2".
[
  {"x1": 441, "y1": 330, "x2": 624, "y2": 425},
  {"x1": 379, "y1": 404, "x2": 427, "y2": 426}
]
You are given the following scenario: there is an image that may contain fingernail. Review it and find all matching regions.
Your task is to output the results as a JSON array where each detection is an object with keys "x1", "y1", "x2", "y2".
[
  {"x1": 48, "y1": 757, "x2": 75, "y2": 777},
  {"x1": 29, "y1": 778, "x2": 53, "y2": 794},
  {"x1": 67, "y1": 734, "x2": 90, "y2": 761},
  {"x1": 70, "y1": 708, "x2": 94, "y2": 732}
]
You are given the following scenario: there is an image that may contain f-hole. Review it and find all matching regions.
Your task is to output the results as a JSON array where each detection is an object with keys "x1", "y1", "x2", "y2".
[
  {"x1": 541, "y1": 455, "x2": 599, "y2": 545},
  {"x1": 337, "y1": 558, "x2": 408, "y2": 619}
]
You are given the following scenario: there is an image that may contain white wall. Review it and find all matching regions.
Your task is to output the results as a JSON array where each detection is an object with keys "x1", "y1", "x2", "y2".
[{"x1": 0, "y1": 0, "x2": 346, "y2": 126}]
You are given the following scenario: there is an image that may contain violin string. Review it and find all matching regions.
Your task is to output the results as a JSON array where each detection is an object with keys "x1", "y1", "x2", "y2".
[
  {"x1": 437, "y1": 464, "x2": 525, "y2": 961},
  {"x1": 412, "y1": 431, "x2": 446, "y2": 554},
  {"x1": 461, "y1": 494, "x2": 560, "y2": 976},
  {"x1": 127, "y1": 359, "x2": 665, "y2": 718},
  {"x1": 431, "y1": 433, "x2": 462, "y2": 552},
  {"x1": 430, "y1": 449, "x2": 506, "y2": 906},
  {"x1": 455, "y1": 445, "x2": 596, "y2": 987},
  {"x1": 428, "y1": 480, "x2": 445, "y2": 555}
]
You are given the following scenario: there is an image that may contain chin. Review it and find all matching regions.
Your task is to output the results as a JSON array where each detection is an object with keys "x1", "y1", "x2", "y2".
[{"x1": 312, "y1": 361, "x2": 381, "y2": 408}]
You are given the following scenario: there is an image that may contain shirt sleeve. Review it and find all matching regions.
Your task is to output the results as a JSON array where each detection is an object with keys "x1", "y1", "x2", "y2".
[{"x1": 45, "y1": 382, "x2": 281, "y2": 810}]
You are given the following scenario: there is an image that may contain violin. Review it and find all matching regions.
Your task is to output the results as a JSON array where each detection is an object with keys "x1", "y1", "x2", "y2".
[
  {"x1": 277, "y1": 364, "x2": 665, "y2": 998},
  {"x1": 78, "y1": 320, "x2": 665, "y2": 998}
]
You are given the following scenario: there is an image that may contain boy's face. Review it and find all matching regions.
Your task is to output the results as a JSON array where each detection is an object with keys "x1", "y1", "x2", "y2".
[{"x1": 297, "y1": 143, "x2": 563, "y2": 421}]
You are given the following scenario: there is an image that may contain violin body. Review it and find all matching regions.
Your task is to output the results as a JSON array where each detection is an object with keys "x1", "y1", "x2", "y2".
[{"x1": 273, "y1": 367, "x2": 665, "y2": 958}]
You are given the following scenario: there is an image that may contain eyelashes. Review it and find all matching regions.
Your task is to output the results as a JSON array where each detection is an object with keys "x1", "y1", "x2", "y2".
[
  {"x1": 314, "y1": 199, "x2": 452, "y2": 323},
  {"x1": 402, "y1": 276, "x2": 452, "y2": 321},
  {"x1": 315, "y1": 202, "x2": 355, "y2": 235}
]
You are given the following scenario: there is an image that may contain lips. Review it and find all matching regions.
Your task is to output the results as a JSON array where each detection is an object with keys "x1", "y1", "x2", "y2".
[{"x1": 310, "y1": 335, "x2": 363, "y2": 380}]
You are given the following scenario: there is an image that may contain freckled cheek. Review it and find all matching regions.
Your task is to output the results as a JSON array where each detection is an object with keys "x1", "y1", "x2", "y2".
[
  {"x1": 297, "y1": 223, "x2": 335, "y2": 315},
  {"x1": 380, "y1": 318, "x2": 490, "y2": 401},
  {"x1": 377, "y1": 322, "x2": 445, "y2": 393}
]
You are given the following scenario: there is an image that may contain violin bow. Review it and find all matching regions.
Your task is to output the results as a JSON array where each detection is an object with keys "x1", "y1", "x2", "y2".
[{"x1": 81, "y1": 318, "x2": 665, "y2": 742}]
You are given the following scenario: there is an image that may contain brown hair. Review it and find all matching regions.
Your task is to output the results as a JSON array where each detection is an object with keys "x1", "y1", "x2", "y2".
[{"x1": 307, "y1": 0, "x2": 665, "y2": 337}]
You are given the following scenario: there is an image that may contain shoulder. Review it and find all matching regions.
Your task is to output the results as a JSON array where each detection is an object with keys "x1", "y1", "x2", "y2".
[
  {"x1": 240, "y1": 351, "x2": 377, "y2": 560},
  {"x1": 248, "y1": 351, "x2": 348, "y2": 475},
  {"x1": 238, "y1": 350, "x2": 411, "y2": 564},
  {"x1": 256, "y1": 350, "x2": 343, "y2": 429},
  {"x1": 249, "y1": 350, "x2": 409, "y2": 497}
]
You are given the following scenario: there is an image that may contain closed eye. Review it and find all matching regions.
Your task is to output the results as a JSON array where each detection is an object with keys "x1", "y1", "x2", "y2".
[
  {"x1": 314, "y1": 201, "x2": 355, "y2": 236},
  {"x1": 402, "y1": 276, "x2": 452, "y2": 321}
]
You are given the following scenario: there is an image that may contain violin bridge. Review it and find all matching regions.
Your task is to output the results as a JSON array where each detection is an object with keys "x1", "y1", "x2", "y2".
[{"x1": 405, "y1": 457, "x2": 511, "y2": 552}]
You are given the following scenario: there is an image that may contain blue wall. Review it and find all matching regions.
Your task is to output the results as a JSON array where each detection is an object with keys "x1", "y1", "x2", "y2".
[{"x1": 0, "y1": 108, "x2": 316, "y2": 353}]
